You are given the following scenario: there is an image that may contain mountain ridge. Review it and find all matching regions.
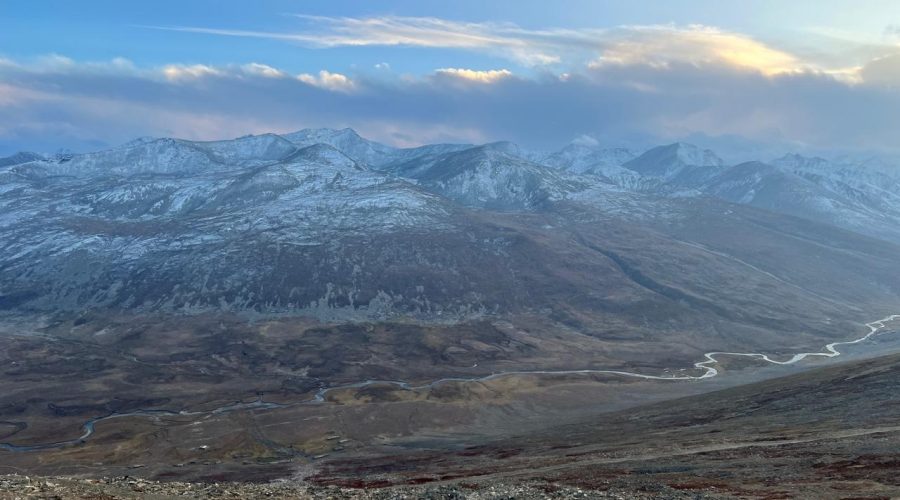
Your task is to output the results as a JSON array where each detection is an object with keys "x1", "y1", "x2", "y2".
[{"x1": 2, "y1": 128, "x2": 899, "y2": 326}]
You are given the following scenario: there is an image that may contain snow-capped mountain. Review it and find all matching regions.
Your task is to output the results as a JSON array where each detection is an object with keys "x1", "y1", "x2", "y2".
[
  {"x1": 701, "y1": 160, "x2": 877, "y2": 227},
  {"x1": 13, "y1": 138, "x2": 225, "y2": 178},
  {"x1": 390, "y1": 142, "x2": 592, "y2": 209},
  {"x1": 582, "y1": 143, "x2": 900, "y2": 242},
  {"x1": 772, "y1": 153, "x2": 900, "y2": 212},
  {"x1": 542, "y1": 142, "x2": 636, "y2": 176},
  {"x1": 0, "y1": 151, "x2": 44, "y2": 168},
  {"x1": 194, "y1": 133, "x2": 300, "y2": 166},
  {"x1": 374, "y1": 144, "x2": 471, "y2": 177},
  {"x1": 0, "y1": 134, "x2": 465, "y2": 316},
  {"x1": 624, "y1": 142, "x2": 726, "y2": 183},
  {"x1": 281, "y1": 128, "x2": 399, "y2": 167},
  {"x1": 2, "y1": 128, "x2": 900, "y2": 323}
]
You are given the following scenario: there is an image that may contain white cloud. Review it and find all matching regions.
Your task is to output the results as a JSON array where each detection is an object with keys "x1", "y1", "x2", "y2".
[
  {"x1": 150, "y1": 16, "x2": 853, "y2": 76},
  {"x1": 157, "y1": 15, "x2": 900, "y2": 89},
  {"x1": 434, "y1": 68, "x2": 512, "y2": 83},
  {"x1": 296, "y1": 70, "x2": 355, "y2": 92},
  {"x1": 241, "y1": 63, "x2": 286, "y2": 78},
  {"x1": 162, "y1": 64, "x2": 222, "y2": 81},
  {"x1": 148, "y1": 16, "x2": 564, "y2": 67},
  {"x1": 588, "y1": 25, "x2": 803, "y2": 76}
]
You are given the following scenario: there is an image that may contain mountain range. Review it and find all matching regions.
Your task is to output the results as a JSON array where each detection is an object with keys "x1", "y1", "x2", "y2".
[{"x1": 1, "y1": 128, "x2": 899, "y2": 358}]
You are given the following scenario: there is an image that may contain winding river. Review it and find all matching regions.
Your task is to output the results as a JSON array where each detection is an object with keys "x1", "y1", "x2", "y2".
[{"x1": 2, "y1": 314, "x2": 897, "y2": 453}]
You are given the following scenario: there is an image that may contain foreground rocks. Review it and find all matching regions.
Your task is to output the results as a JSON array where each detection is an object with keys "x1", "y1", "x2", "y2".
[{"x1": 0, "y1": 475, "x2": 720, "y2": 499}]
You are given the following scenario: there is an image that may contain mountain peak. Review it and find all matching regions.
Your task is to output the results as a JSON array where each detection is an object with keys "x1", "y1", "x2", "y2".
[
  {"x1": 280, "y1": 127, "x2": 397, "y2": 167},
  {"x1": 0, "y1": 151, "x2": 45, "y2": 168},
  {"x1": 543, "y1": 142, "x2": 636, "y2": 175},
  {"x1": 293, "y1": 142, "x2": 365, "y2": 170},
  {"x1": 629, "y1": 142, "x2": 722, "y2": 167},
  {"x1": 478, "y1": 141, "x2": 523, "y2": 156},
  {"x1": 282, "y1": 127, "x2": 359, "y2": 143},
  {"x1": 662, "y1": 142, "x2": 725, "y2": 167},
  {"x1": 623, "y1": 142, "x2": 725, "y2": 180}
]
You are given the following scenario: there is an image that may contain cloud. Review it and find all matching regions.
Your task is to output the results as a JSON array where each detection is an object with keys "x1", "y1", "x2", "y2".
[
  {"x1": 296, "y1": 70, "x2": 355, "y2": 92},
  {"x1": 0, "y1": 58, "x2": 361, "y2": 152},
  {"x1": 155, "y1": 16, "x2": 900, "y2": 85},
  {"x1": 5, "y1": 15, "x2": 900, "y2": 159},
  {"x1": 149, "y1": 16, "x2": 564, "y2": 67},
  {"x1": 860, "y1": 53, "x2": 900, "y2": 88},
  {"x1": 152, "y1": 17, "x2": 819, "y2": 74},
  {"x1": 241, "y1": 63, "x2": 286, "y2": 78},
  {"x1": 162, "y1": 64, "x2": 222, "y2": 81},
  {"x1": 0, "y1": 82, "x2": 52, "y2": 107},
  {"x1": 434, "y1": 68, "x2": 512, "y2": 83},
  {"x1": 589, "y1": 25, "x2": 803, "y2": 76},
  {"x1": 3, "y1": 51, "x2": 900, "y2": 158},
  {"x1": 147, "y1": 15, "x2": 900, "y2": 86}
]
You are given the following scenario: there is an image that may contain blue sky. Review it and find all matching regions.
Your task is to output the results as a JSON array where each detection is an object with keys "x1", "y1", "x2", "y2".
[{"x1": 3, "y1": 1, "x2": 900, "y2": 157}]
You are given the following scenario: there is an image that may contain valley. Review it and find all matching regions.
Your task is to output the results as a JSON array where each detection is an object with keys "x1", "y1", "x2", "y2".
[
  {"x1": 308, "y1": 338, "x2": 900, "y2": 498},
  {"x1": 1, "y1": 128, "x2": 900, "y2": 496},
  {"x1": 0, "y1": 313, "x2": 897, "y2": 487}
]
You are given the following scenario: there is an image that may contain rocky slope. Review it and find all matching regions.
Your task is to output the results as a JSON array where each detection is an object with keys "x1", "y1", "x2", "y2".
[
  {"x1": 0, "y1": 474, "x2": 710, "y2": 499},
  {"x1": 2, "y1": 129, "x2": 900, "y2": 332},
  {"x1": 309, "y1": 348, "x2": 900, "y2": 499}
]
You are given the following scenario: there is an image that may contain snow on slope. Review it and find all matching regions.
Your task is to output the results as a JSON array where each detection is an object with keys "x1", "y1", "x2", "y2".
[
  {"x1": 2, "y1": 127, "x2": 900, "y2": 318},
  {"x1": 281, "y1": 128, "x2": 398, "y2": 167},
  {"x1": 542, "y1": 143, "x2": 636, "y2": 176},
  {"x1": 391, "y1": 142, "x2": 593, "y2": 209},
  {"x1": 624, "y1": 142, "x2": 726, "y2": 182}
]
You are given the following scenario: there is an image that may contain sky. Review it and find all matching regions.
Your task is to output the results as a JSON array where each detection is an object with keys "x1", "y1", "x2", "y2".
[{"x1": 3, "y1": 1, "x2": 900, "y2": 158}]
